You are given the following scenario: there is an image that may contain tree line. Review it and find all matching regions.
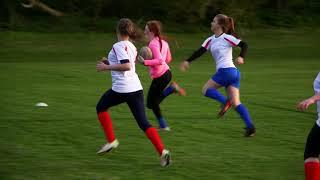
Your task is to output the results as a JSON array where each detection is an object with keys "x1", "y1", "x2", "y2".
[{"x1": 1, "y1": 0, "x2": 320, "y2": 31}]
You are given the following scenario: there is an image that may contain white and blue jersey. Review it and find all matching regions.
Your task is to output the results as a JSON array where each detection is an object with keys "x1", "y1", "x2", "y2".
[
  {"x1": 107, "y1": 40, "x2": 142, "y2": 93},
  {"x1": 202, "y1": 33, "x2": 242, "y2": 88},
  {"x1": 202, "y1": 33, "x2": 241, "y2": 70},
  {"x1": 314, "y1": 72, "x2": 320, "y2": 127}
]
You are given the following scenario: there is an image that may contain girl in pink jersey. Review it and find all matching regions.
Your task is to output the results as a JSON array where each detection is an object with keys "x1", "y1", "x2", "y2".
[
  {"x1": 137, "y1": 20, "x2": 186, "y2": 131},
  {"x1": 95, "y1": 18, "x2": 170, "y2": 166},
  {"x1": 180, "y1": 14, "x2": 255, "y2": 137}
]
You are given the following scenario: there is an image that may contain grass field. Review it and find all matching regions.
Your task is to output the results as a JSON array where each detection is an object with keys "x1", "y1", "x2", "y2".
[{"x1": 0, "y1": 28, "x2": 319, "y2": 179}]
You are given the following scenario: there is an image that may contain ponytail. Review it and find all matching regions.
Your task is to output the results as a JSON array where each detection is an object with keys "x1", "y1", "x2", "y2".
[
  {"x1": 146, "y1": 20, "x2": 164, "y2": 51},
  {"x1": 158, "y1": 36, "x2": 163, "y2": 51},
  {"x1": 227, "y1": 17, "x2": 238, "y2": 38},
  {"x1": 215, "y1": 14, "x2": 238, "y2": 38}
]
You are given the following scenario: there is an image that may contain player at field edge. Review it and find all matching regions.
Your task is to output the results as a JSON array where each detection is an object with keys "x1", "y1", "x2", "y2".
[
  {"x1": 180, "y1": 14, "x2": 256, "y2": 137},
  {"x1": 137, "y1": 20, "x2": 186, "y2": 131},
  {"x1": 297, "y1": 72, "x2": 320, "y2": 180},
  {"x1": 95, "y1": 18, "x2": 170, "y2": 167}
]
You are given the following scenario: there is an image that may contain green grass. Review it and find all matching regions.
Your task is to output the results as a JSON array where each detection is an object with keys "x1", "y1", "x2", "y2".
[{"x1": 0, "y1": 29, "x2": 319, "y2": 179}]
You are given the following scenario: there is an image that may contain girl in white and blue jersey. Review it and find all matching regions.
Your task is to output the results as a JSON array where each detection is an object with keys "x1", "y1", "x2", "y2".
[
  {"x1": 180, "y1": 14, "x2": 255, "y2": 137},
  {"x1": 95, "y1": 18, "x2": 170, "y2": 167},
  {"x1": 297, "y1": 72, "x2": 320, "y2": 180}
]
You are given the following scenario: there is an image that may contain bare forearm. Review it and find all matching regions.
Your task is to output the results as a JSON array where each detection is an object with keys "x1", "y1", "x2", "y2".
[{"x1": 310, "y1": 93, "x2": 320, "y2": 102}]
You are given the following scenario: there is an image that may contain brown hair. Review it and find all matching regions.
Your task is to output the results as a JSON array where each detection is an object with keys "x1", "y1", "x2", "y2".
[
  {"x1": 146, "y1": 20, "x2": 163, "y2": 51},
  {"x1": 215, "y1": 14, "x2": 237, "y2": 37},
  {"x1": 117, "y1": 18, "x2": 142, "y2": 41}
]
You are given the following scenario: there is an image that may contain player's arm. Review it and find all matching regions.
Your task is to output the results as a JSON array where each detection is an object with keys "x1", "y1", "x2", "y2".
[
  {"x1": 180, "y1": 47, "x2": 206, "y2": 72},
  {"x1": 180, "y1": 37, "x2": 210, "y2": 72},
  {"x1": 237, "y1": 41, "x2": 248, "y2": 58},
  {"x1": 165, "y1": 46, "x2": 172, "y2": 64},
  {"x1": 96, "y1": 58, "x2": 130, "y2": 72},
  {"x1": 297, "y1": 92, "x2": 320, "y2": 111},
  {"x1": 235, "y1": 41, "x2": 248, "y2": 65},
  {"x1": 186, "y1": 47, "x2": 207, "y2": 63},
  {"x1": 144, "y1": 44, "x2": 165, "y2": 66}
]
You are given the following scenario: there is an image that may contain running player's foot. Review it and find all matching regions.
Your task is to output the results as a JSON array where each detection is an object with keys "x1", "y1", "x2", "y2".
[
  {"x1": 172, "y1": 82, "x2": 186, "y2": 96},
  {"x1": 96, "y1": 139, "x2": 119, "y2": 155},
  {"x1": 244, "y1": 127, "x2": 256, "y2": 137},
  {"x1": 217, "y1": 100, "x2": 232, "y2": 118},
  {"x1": 160, "y1": 149, "x2": 171, "y2": 167},
  {"x1": 158, "y1": 126, "x2": 171, "y2": 131}
]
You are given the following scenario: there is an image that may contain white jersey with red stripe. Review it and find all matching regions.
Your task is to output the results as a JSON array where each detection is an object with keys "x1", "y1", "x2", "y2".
[
  {"x1": 202, "y1": 33, "x2": 241, "y2": 70},
  {"x1": 314, "y1": 72, "x2": 320, "y2": 126},
  {"x1": 107, "y1": 40, "x2": 142, "y2": 93}
]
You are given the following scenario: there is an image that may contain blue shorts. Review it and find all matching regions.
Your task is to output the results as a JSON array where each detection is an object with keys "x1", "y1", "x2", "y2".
[{"x1": 211, "y1": 68, "x2": 240, "y2": 88}]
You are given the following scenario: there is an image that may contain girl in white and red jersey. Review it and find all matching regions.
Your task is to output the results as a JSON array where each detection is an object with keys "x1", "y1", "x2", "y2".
[
  {"x1": 137, "y1": 20, "x2": 186, "y2": 131},
  {"x1": 95, "y1": 18, "x2": 170, "y2": 167},
  {"x1": 297, "y1": 72, "x2": 320, "y2": 180},
  {"x1": 180, "y1": 14, "x2": 256, "y2": 137}
]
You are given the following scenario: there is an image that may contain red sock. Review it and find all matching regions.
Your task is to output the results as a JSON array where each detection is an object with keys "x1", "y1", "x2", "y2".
[
  {"x1": 97, "y1": 112, "x2": 115, "y2": 143},
  {"x1": 145, "y1": 127, "x2": 164, "y2": 155},
  {"x1": 305, "y1": 161, "x2": 320, "y2": 180}
]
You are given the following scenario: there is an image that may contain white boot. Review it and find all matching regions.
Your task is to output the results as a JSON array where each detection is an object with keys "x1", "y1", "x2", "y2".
[
  {"x1": 96, "y1": 139, "x2": 119, "y2": 155},
  {"x1": 160, "y1": 149, "x2": 171, "y2": 167}
]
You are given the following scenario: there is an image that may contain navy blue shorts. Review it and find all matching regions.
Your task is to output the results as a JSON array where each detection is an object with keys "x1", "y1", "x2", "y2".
[
  {"x1": 96, "y1": 89, "x2": 151, "y2": 132},
  {"x1": 211, "y1": 67, "x2": 240, "y2": 88}
]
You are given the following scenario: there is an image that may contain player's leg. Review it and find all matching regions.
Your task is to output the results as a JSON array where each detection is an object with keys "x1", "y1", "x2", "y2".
[
  {"x1": 163, "y1": 71, "x2": 186, "y2": 96},
  {"x1": 127, "y1": 90, "x2": 171, "y2": 166},
  {"x1": 227, "y1": 85, "x2": 255, "y2": 137},
  {"x1": 147, "y1": 79, "x2": 169, "y2": 130},
  {"x1": 202, "y1": 78, "x2": 226, "y2": 104},
  {"x1": 304, "y1": 123, "x2": 320, "y2": 180},
  {"x1": 96, "y1": 89, "x2": 124, "y2": 154}
]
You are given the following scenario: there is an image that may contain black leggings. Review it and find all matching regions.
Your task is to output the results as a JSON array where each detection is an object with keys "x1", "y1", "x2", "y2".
[
  {"x1": 304, "y1": 123, "x2": 320, "y2": 160},
  {"x1": 96, "y1": 89, "x2": 151, "y2": 132},
  {"x1": 147, "y1": 70, "x2": 172, "y2": 119}
]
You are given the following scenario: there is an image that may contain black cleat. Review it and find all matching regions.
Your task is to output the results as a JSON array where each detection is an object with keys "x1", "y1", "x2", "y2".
[{"x1": 244, "y1": 127, "x2": 256, "y2": 137}]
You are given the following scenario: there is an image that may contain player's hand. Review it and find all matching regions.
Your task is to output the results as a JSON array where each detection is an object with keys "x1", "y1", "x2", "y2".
[
  {"x1": 236, "y1": 57, "x2": 244, "y2": 65},
  {"x1": 137, "y1": 55, "x2": 145, "y2": 64},
  {"x1": 96, "y1": 61, "x2": 109, "y2": 71},
  {"x1": 180, "y1": 61, "x2": 190, "y2": 72},
  {"x1": 297, "y1": 98, "x2": 315, "y2": 111}
]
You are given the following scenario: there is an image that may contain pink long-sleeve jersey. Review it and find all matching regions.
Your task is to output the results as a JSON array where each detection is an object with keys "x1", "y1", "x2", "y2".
[{"x1": 144, "y1": 37, "x2": 172, "y2": 79}]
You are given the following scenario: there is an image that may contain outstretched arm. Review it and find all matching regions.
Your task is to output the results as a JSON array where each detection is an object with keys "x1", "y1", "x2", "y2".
[
  {"x1": 186, "y1": 47, "x2": 207, "y2": 63},
  {"x1": 180, "y1": 47, "x2": 207, "y2": 72}
]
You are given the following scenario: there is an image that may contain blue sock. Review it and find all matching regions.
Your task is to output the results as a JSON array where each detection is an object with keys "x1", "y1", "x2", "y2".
[
  {"x1": 235, "y1": 104, "x2": 254, "y2": 128},
  {"x1": 205, "y1": 88, "x2": 227, "y2": 104},
  {"x1": 163, "y1": 85, "x2": 175, "y2": 97},
  {"x1": 158, "y1": 117, "x2": 168, "y2": 128}
]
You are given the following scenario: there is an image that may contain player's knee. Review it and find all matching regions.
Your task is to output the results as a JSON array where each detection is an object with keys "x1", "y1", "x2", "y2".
[
  {"x1": 138, "y1": 121, "x2": 152, "y2": 132},
  {"x1": 304, "y1": 156, "x2": 320, "y2": 162},
  {"x1": 230, "y1": 98, "x2": 241, "y2": 107},
  {"x1": 202, "y1": 87, "x2": 208, "y2": 96},
  {"x1": 147, "y1": 100, "x2": 158, "y2": 110},
  {"x1": 304, "y1": 149, "x2": 320, "y2": 160},
  {"x1": 96, "y1": 104, "x2": 103, "y2": 113},
  {"x1": 146, "y1": 102, "x2": 153, "y2": 109}
]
